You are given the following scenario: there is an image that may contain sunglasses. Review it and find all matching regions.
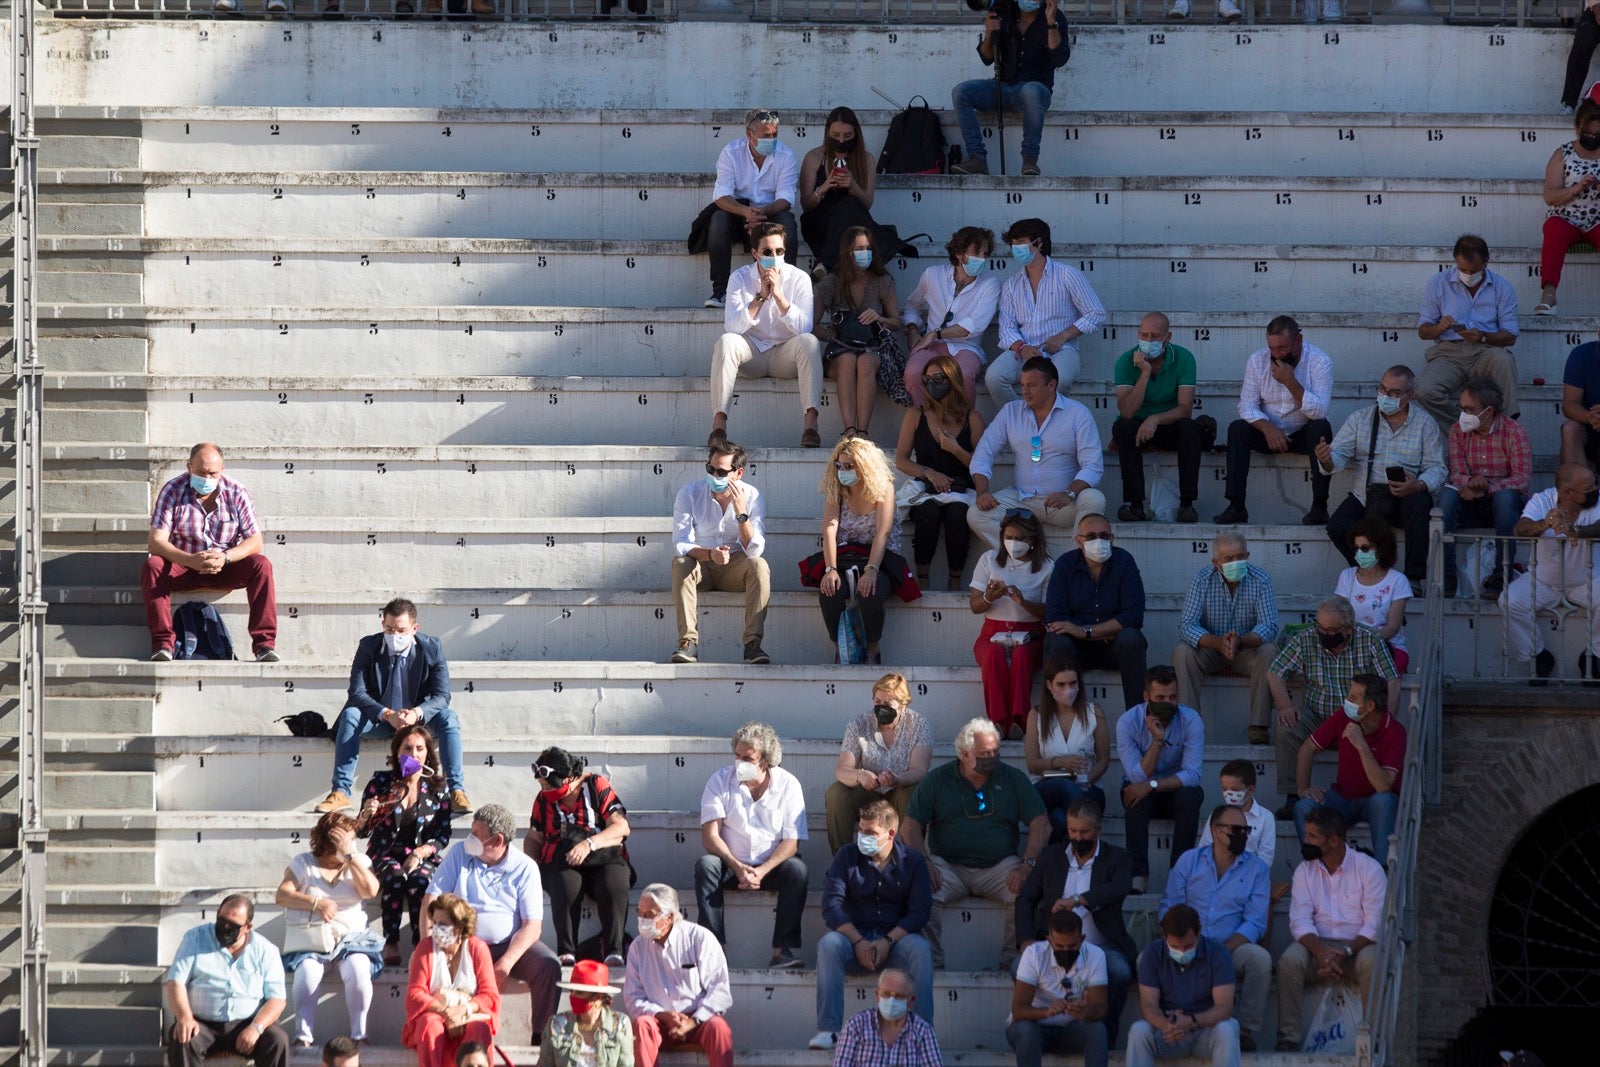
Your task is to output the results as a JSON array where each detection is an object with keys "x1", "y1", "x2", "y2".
[
  {"x1": 706, "y1": 463, "x2": 736, "y2": 477},
  {"x1": 835, "y1": 462, "x2": 856, "y2": 472},
  {"x1": 1030, "y1": 435, "x2": 1043, "y2": 463},
  {"x1": 1004, "y1": 507, "x2": 1035, "y2": 522},
  {"x1": 533, "y1": 763, "x2": 560, "y2": 780},
  {"x1": 747, "y1": 110, "x2": 780, "y2": 125},
  {"x1": 759, "y1": 247, "x2": 786, "y2": 257},
  {"x1": 967, "y1": 788, "x2": 990, "y2": 818}
]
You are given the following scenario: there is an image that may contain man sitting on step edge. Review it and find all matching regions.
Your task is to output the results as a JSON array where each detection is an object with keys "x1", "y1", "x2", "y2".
[
  {"x1": 163, "y1": 893, "x2": 289, "y2": 1067},
  {"x1": 669, "y1": 438, "x2": 771, "y2": 666}
]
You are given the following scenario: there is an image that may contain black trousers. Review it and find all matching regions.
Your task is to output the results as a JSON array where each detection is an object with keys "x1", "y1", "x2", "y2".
[
  {"x1": 909, "y1": 499, "x2": 971, "y2": 572},
  {"x1": 693, "y1": 854, "x2": 808, "y2": 949},
  {"x1": 706, "y1": 204, "x2": 799, "y2": 297},
  {"x1": 541, "y1": 859, "x2": 632, "y2": 959},
  {"x1": 1111, "y1": 416, "x2": 1202, "y2": 505},
  {"x1": 1042, "y1": 629, "x2": 1148, "y2": 710},
  {"x1": 1121, "y1": 783, "x2": 1205, "y2": 879},
  {"x1": 1326, "y1": 485, "x2": 1433, "y2": 582},
  {"x1": 1564, "y1": 9, "x2": 1600, "y2": 107},
  {"x1": 1222, "y1": 418, "x2": 1332, "y2": 506},
  {"x1": 167, "y1": 1017, "x2": 289, "y2": 1067}
]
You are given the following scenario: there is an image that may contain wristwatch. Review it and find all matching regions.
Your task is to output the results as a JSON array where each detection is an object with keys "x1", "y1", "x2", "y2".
[
  {"x1": 736, "y1": 512, "x2": 750, "y2": 524},
  {"x1": 1148, "y1": 779, "x2": 1160, "y2": 791}
]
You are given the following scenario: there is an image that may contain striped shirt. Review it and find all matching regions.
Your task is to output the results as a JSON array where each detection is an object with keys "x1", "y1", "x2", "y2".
[
  {"x1": 1236, "y1": 342, "x2": 1334, "y2": 432},
  {"x1": 529, "y1": 773, "x2": 629, "y2": 868},
  {"x1": 1269, "y1": 625, "x2": 1398, "y2": 720},
  {"x1": 969, "y1": 395, "x2": 1104, "y2": 498},
  {"x1": 1322, "y1": 404, "x2": 1448, "y2": 500},
  {"x1": 1447, "y1": 415, "x2": 1531, "y2": 496},
  {"x1": 149, "y1": 473, "x2": 261, "y2": 555},
  {"x1": 997, "y1": 257, "x2": 1106, "y2": 350},
  {"x1": 903, "y1": 264, "x2": 1002, "y2": 361},
  {"x1": 1178, "y1": 562, "x2": 1280, "y2": 648}
]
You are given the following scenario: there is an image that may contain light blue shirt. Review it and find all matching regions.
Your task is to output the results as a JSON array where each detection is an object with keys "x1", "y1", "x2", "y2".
[
  {"x1": 427, "y1": 842, "x2": 545, "y2": 946},
  {"x1": 969, "y1": 394, "x2": 1104, "y2": 498},
  {"x1": 1417, "y1": 267, "x2": 1519, "y2": 342},
  {"x1": 1160, "y1": 844, "x2": 1271, "y2": 944},
  {"x1": 1116, "y1": 702, "x2": 1205, "y2": 789},
  {"x1": 1178, "y1": 562, "x2": 1280, "y2": 648},
  {"x1": 163, "y1": 923, "x2": 286, "y2": 1024}
]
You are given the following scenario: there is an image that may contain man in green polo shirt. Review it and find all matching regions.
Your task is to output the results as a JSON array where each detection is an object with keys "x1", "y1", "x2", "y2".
[
  {"x1": 900, "y1": 717, "x2": 1049, "y2": 969},
  {"x1": 1112, "y1": 311, "x2": 1203, "y2": 524}
]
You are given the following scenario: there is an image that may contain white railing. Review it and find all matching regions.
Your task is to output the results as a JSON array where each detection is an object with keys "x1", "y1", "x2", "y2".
[{"x1": 42, "y1": 0, "x2": 671, "y2": 18}]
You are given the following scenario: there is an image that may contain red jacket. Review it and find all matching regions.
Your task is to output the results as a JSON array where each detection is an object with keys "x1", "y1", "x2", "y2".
[{"x1": 402, "y1": 935, "x2": 501, "y2": 1048}]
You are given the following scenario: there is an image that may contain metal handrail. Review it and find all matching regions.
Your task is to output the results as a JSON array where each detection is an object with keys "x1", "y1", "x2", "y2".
[{"x1": 41, "y1": 0, "x2": 674, "y2": 19}]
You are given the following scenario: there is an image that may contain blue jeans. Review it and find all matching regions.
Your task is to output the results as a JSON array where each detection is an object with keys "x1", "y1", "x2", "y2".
[
  {"x1": 1293, "y1": 786, "x2": 1398, "y2": 867},
  {"x1": 330, "y1": 705, "x2": 463, "y2": 794},
  {"x1": 1126, "y1": 1019, "x2": 1240, "y2": 1067},
  {"x1": 1103, "y1": 946, "x2": 1133, "y2": 1047},
  {"x1": 1439, "y1": 486, "x2": 1525, "y2": 583},
  {"x1": 1007, "y1": 1017, "x2": 1109, "y2": 1067},
  {"x1": 814, "y1": 930, "x2": 934, "y2": 1031},
  {"x1": 1034, "y1": 777, "x2": 1107, "y2": 844},
  {"x1": 951, "y1": 78, "x2": 1052, "y2": 163}
]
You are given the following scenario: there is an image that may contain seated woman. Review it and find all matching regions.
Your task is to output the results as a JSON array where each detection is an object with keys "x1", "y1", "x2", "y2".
[
  {"x1": 896, "y1": 352, "x2": 986, "y2": 590},
  {"x1": 537, "y1": 960, "x2": 635, "y2": 1067},
  {"x1": 1334, "y1": 517, "x2": 1412, "y2": 675},
  {"x1": 523, "y1": 746, "x2": 633, "y2": 968},
  {"x1": 276, "y1": 811, "x2": 384, "y2": 1048},
  {"x1": 1024, "y1": 654, "x2": 1109, "y2": 842},
  {"x1": 813, "y1": 225, "x2": 911, "y2": 440},
  {"x1": 404, "y1": 894, "x2": 500, "y2": 1067},
  {"x1": 798, "y1": 106, "x2": 880, "y2": 273},
  {"x1": 823, "y1": 672, "x2": 934, "y2": 850},
  {"x1": 813, "y1": 437, "x2": 908, "y2": 664},
  {"x1": 356, "y1": 724, "x2": 453, "y2": 966},
  {"x1": 902, "y1": 226, "x2": 1000, "y2": 407},
  {"x1": 970, "y1": 509, "x2": 1054, "y2": 738},
  {"x1": 1537, "y1": 99, "x2": 1600, "y2": 314}
]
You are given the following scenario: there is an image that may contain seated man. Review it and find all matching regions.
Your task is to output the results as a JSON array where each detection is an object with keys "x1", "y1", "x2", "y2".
[
  {"x1": 670, "y1": 439, "x2": 771, "y2": 666},
  {"x1": 623, "y1": 884, "x2": 734, "y2": 1067},
  {"x1": 1112, "y1": 312, "x2": 1202, "y2": 524},
  {"x1": 902, "y1": 717, "x2": 1049, "y2": 969},
  {"x1": 163, "y1": 894, "x2": 288, "y2": 1067},
  {"x1": 1501, "y1": 463, "x2": 1600, "y2": 683},
  {"x1": 700, "y1": 108, "x2": 799, "y2": 309},
  {"x1": 695, "y1": 721, "x2": 809, "y2": 969},
  {"x1": 1206, "y1": 760, "x2": 1277, "y2": 870},
  {"x1": 143, "y1": 441, "x2": 277, "y2": 662},
  {"x1": 1017, "y1": 799, "x2": 1138, "y2": 1044},
  {"x1": 811, "y1": 799, "x2": 935, "y2": 1051},
  {"x1": 1292, "y1": 673, "x2": 1405, "y2": 867},
  {"x1": 949, "y1": 2, "x2": 1071, "y2": 177},
  {"x1": 1275, "y1": 807, "x2": 1385, "y2": 1052},
  {"x1": 1559, "y1": 330, "x2": 1600, "y2": 469},
  {"x1": 1317, "y1": 364, "x2": 1447, "y2": 584},
  {"x1": 1269, "y1": 596, "x2": 1398, "y2": 818},
  {"x1": 984, "y1": 219, "x2": 1106, "y2": 403},
  {"x1": 969, "y1": 355, "x2": 1107, "y2": 549},
  {"x1": 1216, "y1": 316, "x2": 1334, "y2": 526},
  {"x1": 1415, "y1": 233, "x2": 1520, "y2": 431},
  {"x1": 707, "y1": 222, "x2": 823, "y2": 449},
  {"x1": 421, "y1": 804, "x2": 561, "y2": 1043},
  {"x1": 1007, "y1": 910, "x2": 1109, "y2": 1067},
  {"x1": 317, "y1": 596, "x2": 470, "y2": 815},
  {"x1": 1173, "y1": 532, "x2": 1281, "y2": 746},
  {"x1": 1042, "y1": 513, "x2": 1147, "y2": 711},
  {"x1": 1441, "y1": 378, "x2": 1530, "y2": 599},
  {"x1": 832, "y1": 968, "x2": 942, "y2": 1067},
  {"x1": 1115, "y1": 667, "x2": 1206, "y2": 895},
  {"x1": 1127, "y1": 904, "x2": 1241, "y2": 1067},
  {"x1": 1160, "y1": 806, "x2": 1272, "y2": 1052}
]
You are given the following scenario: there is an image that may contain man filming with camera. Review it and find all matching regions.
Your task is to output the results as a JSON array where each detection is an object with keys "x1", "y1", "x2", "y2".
[{"x1": 949, "y1": 0, "x2": 1071, "y2": 178}]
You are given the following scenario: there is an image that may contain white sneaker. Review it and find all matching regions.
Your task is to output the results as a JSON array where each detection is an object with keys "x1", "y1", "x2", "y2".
[
  {"x1": 266, "y1": 0, "x2": 287, "y2": 10},
  {"x1": 703, "y1": 294, "x2": 724, "y2": 309},
  {"x1": 1168, "y1": 0, "x2": 1190, "y2": 15},
  {"x1": 1217, "y1": 0, "x2": 1241, "y2": 18},
  {"x1": 1322, "y1": 0, "x2": 1342, "y2": 18},
  {"x1": 212, "y1": 0, "x2": 238, "y2": 10},
  {"x1": 807, "y1": 1032, "x2": 836, "y2": 1051}
]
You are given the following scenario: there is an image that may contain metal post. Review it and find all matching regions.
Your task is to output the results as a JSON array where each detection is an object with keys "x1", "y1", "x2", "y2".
[{"x1": 13, "y1": 0, "x2": 49, "y2": 1056}]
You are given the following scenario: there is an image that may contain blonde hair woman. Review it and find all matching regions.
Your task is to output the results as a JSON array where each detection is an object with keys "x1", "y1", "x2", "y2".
[
  {"x1": 816, "y1": 437, "x2": 905, "y2": 664},
  {"x1": 823, "y1": 672, "x2": 935, "y2": 850}
]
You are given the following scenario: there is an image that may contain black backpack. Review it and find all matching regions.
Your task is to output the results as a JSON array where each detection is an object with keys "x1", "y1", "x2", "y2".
[
  {"x1": 173, "y1": 600, "x2": 235, "y2": 661},
  {"x1": 877, "y1": 96, "x2": 946, "y2": 176}
]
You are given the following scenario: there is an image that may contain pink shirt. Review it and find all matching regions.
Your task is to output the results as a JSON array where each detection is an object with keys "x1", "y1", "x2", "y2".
[
  {"x1": 150, "y1": 473, "x2": 261, "y2": 555},
  {"x1": 1289, "y1": 848, "x2": 1387, "y2": 943}
]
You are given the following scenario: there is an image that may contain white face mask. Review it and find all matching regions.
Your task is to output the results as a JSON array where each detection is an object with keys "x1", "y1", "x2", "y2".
[
  {"x1": 463, "y1": 834, "x2": 486, "y2": 859},
  {"x1": 1221, "y1": 788, "x2": 1247, "y2": 807},
  {"x1": 637, "y1": 913, "x2": 672, "y2": 940},
  {"x1": 735, "y1": 760, "x2": 763, "y2": 784},
  {"x1": 384, "y1": 631, "x2": 415, "y2": 655},
  {"x1": 1082, "y1": 538, "x2": 1113, "y2": 564},
  {"x1": 432, "y1": 924, "x2": 459, "y2": 951},
  {"x1": 1003, "y1": 538, "x2": 1031, "y2": 559},
  {"x1": 1458, "y1": 270, "x2": 1484, "y2": 287},
  {"x1": 1458, "y1": 411, "x2": 1482, "y2": 433}
]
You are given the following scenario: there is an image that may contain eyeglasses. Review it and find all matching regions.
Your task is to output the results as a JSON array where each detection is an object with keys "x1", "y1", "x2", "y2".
[
  {"x1": 706, "y1": 463, "x2": 736, "y2": 477},
  {"x1": 1004, "y1": 508, "x2": 1035, "y2": 522},
  {"x1": 1080, "y1": 532, "x2": 1111, "y2": 542},
  {"x1": 1378, "y1": 386, "x2": 1409, "y2": 398},
  {"x1": 967, "y1": 788, "x2": 991, "y2": 818},
  {"x1": 1030, "y1": 435, "x2": 1043, "y2": 463}
]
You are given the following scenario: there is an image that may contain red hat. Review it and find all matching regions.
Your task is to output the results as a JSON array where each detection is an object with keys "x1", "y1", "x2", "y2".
[
  {"x1": 556, "y1": 959, "x2": 622, "y2": 996},
  {"x1": 1586, "y1": 80, "x2": 1600, "y2": 107}
]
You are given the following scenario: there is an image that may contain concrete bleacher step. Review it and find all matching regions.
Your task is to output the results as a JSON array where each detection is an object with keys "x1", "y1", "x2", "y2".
[{"x1": 42, "y1": 1051, "x2": 1350, "y2": 1067}]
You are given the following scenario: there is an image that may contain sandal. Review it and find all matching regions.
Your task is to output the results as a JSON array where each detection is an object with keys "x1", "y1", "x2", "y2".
[
  {"x1": 841, "y1": 426, "x2": 858, "y2": 440},
  {"x1": 801, "y1": 427, "x2": 822, "y2": 448},
  {"x1": 1534, "y1": 299, "x2": 1557, "y2": 316},
  {"x1": 382, "y1": 941, "x2": 402, "y2": 966}
]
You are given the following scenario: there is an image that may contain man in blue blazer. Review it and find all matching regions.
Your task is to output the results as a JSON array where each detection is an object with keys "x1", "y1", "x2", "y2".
[{"x1": 315, "y1": 596, "x2": 471, "y2": 814}]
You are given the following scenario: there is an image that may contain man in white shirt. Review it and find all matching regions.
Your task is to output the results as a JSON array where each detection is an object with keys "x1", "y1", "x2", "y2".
[
  {"x1": 968, "y1": 356, "x2": 1106, "y2": 550},
  {"x1": 624, "y1": 884, "x2": 734, "y2": 1067},
  {"x1": 903, "y1": 225, "x2": 1002, "y2": 406},
  {"x1": 670, "y1": 440, "x2": 770, "y2": 667},
  {"x1": 1216, "y1": 315, "x2": 1335, "y2": 526},
  {"x1": 1007, "y1": 909, "x2": 1110, "y2": 1067},
  {"x1": 694, "y1": 721, "x2": 809, "y2": 968},
  {"x1": 1205, "y1": 760, "x2": 1277, "y2": 871},
  {"x1": 707, "y1": 222, "x2": 823, "y2": 449},
  {"x1": 1500, "y1": 463, "x2": 1600, "y2": 683},
  {"x1": 1274, "y1": 806, "x2": 1386, "y2": 1051},
  {"x1": 985, "y1": 218, "x2": 1106, "y2": 405},
  {"x1": 702, "y1": 108, "x2": 800, "y2": 309}
]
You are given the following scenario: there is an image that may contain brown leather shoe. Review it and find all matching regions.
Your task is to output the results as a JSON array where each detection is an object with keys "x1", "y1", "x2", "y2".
[
  {"x1": 801, "y1": 427, "x2": 822, "y2": 448},
  {"x1": 314, "y1": 790, "x2": 352, "y2": 813},
  {"x1": 450, "y1": 789, "x2": 474, "y2": 814}
]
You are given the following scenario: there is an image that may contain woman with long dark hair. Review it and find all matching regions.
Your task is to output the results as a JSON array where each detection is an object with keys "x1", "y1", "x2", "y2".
[{"x1": 798, "y1": 106, "x2": 880, "y2": 272}]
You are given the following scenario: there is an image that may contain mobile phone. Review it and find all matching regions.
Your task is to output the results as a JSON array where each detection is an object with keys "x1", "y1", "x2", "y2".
[
  {"x1": 834, "y1": 158, "x2": 849, "y2": 170},
  {"x1": 1386, "y1": 465, "x2": 1406, "y2": 482}
]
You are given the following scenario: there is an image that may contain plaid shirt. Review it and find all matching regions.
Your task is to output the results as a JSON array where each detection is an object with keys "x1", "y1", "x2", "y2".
[
  {"x1": 833, "y1": 1008, "x2": 943, "y2": 1067},
  {"x1": 150, "y1": 473, "x2": 261, "y2": 555},
  {"x1": 1270, "y1": 625, "x2": 1398, "y2": 719},
  {"x1": 1447, "y1": 416, "x2": 1531, "y2": 496},
  {"x1": 1322, "y1": 404, "x2": 1447, "y2": 501},
  {"x1": 1179, "y1": 562, "x2": 1280, "y2": 648}
]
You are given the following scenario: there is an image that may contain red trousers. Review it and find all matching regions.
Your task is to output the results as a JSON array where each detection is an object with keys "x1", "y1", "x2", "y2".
[
  {"x1": 974, "y1": 617, "x2": 1044, "y2": 732},
  {"x1": 1541, "y1": 215, "x2": 1600, "y2": 289},
  {"x1": 409, "y1": 1016, "x2": 493, "y2": 1067},
  {"x1": 141, "y1": 553, "x2": 277, "y2": 653},
  {"x1": 632, "y1": 1014, "x2": 733, "y2": 1067}
]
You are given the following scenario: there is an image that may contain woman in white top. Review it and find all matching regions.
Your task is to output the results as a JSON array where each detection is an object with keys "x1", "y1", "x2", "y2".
[
  {"x1": 1024, "y1": 655, "x2": 1110, "y2": 842},
  {"x1": 903, "y1": 226, "x2": 1002, "y2": 407},
  {"x1": 823, "y1": 672, "x2": 935, "y2": 850},
  {"x1": 969, "y1": 509, "x2": 1054, "y2": 738},
  {"x1": 1334, "y1": 517, "x2": 1412, "y2": 674},
  {"x1": 276, "y1": 810, "x2": 383, "y2": 1046}
]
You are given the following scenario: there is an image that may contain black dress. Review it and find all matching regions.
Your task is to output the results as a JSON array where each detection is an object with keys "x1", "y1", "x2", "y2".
[
  {"x1": 801, "y1": 161, "x2": 877, "y2": 271},
  {"x1": 907, "y1": 412, "x2": 975, "y2": 572}
]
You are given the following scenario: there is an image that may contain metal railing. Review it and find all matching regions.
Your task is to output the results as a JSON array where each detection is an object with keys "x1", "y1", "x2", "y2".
[
  {"x1": 754, "y1": 0, "x2": 1384, "y2": 22},
  {"x1": 43, "y1": 0, "x2": 671, "y2": 19}
]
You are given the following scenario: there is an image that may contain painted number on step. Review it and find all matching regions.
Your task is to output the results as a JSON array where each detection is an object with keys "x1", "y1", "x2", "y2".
[
  {"x1": 1191, "y1": 541, "x2": 1209, "y2": 553},
  {"x1": 1284, "y1": 542, "x2": 1302, "y2": 554}
]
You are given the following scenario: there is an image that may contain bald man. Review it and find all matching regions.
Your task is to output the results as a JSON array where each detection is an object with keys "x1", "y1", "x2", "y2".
[
  {"x1": 143, "y1": 442, "x2": 278, "y2": 661},
  {"x1": 1501, "y1": 462, "x2": 1600, "y2": 683},
  {"x1": 1111, "y1": 312, "x2": 1203, "y2": 524}
]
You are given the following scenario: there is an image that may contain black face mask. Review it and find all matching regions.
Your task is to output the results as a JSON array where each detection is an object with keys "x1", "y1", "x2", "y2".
[
  {"x1": 1580, "y1": 132, "x2": 1600, "y2": 152},
  {"x1": 1301, "y1": 842, "x2": 1324, "y2": 863},
  {"x1": 924, "y1": 380, "x2": 952, "y2": 402},
  {"x1": 1070, "y1": 836, "x2": 1096, "y2": 858},
  {"x1": 973, "y1": 755, "x2": 1000, "y2": 778},
  {"x1": 1318, "y1": 630, "x2": 1347, "y2": 652},
  {"x1": 214, "y1": 917, "x2": 244, "y2": 947},
  {"x1": 873, "y1": 703, "x2": 899, "y2": 726},
  {"x1": 1224, "y1": 827, "x2": 1249, "y2": 856},
  {"x1": 1584, "y1": 489, "x2": 1599, "y2": 509},
  {"x1": 830, "y1": 138, "x2": 856, "y2": 153},
  {"x1": 1053, "y1": 949, "x2": 1080, "y2": 970},
  {"x1": 1147, "y1": 702, "x2": 1178, "y2": 730}
]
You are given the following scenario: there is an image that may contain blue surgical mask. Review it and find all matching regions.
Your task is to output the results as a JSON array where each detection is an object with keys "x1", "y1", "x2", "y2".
[
  {"x1": 1017, "y1": 0, "x2": 1042, "y2": 9},
  {"x1": 878, "y1": 995, "x2": 908, "y2": 1021},
  {"x1": 1354, "y1": 548, "x2": 1378, "y2": 569},
  {"x1": 1137, "y1": 339, "x2": 1165, "y2": 359},
  {"x1": 837, "y1": 468, "x2": 859, "y2": 487},
  {"x1": 963, "y1": 256, "x2": 988, "y2": 276},
  {"x1": 855, "y1": 831, "x2": 881, "y2": 856},
  {"x1": 1169, "y1": 946, "x2": 1197, "y2": 966},
  {"x1": 1220, "y1": 559, "x2": 1248, "y2": 583},
  {"x1": 852, "y1": 249, "x2": 874, "y2": 269},
  {"x1": 1376, "y1": 393, "x2": 1402, "y2": 416},
  {"x1": 754, "y1": 137, "x2": 777, "y2": 156},
  {"x1": 758, "y1": 254, "x2": 780, "y2": 270},
  {"x1": 189, "y1": 474, "x2": 219, "y2": 495},
  {"x1": 1343, "y1": 699, "x2": 1363, "y2": 721},
  {"x1": 706, "y1": 473, "x2": 730, "y2": 493},
  {"x1": 1010, "y1": 243, "x2": 1036, "y2": 267}
]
